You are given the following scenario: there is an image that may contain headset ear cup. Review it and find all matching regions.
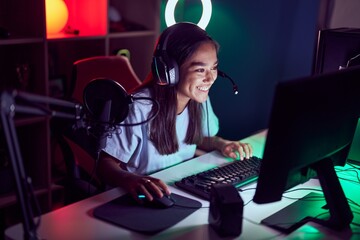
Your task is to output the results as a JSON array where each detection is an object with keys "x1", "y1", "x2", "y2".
[
  {"x1": 152, "y1": 52, "x2": 179, "y2": 86},
  {"x1": 164, "y1": 54, "x2": 179, "y2": 85},
  {"x1": 152, "y1": 55, "x2": 167, "y2": 85}
]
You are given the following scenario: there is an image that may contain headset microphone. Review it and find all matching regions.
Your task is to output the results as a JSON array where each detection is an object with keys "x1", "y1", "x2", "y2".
[{"x1": 218, "y1": 70, "x2": 239, "y2": 95}]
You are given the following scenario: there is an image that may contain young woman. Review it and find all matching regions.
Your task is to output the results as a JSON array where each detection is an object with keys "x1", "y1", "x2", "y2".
[{"x1": 98, "y1": 22, "x2": 253, "y2": 202}]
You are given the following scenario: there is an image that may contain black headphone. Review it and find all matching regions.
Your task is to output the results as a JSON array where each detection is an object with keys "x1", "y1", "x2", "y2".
[{"x1": 151, "y1": 25, "x2": 180, "y2": 86}]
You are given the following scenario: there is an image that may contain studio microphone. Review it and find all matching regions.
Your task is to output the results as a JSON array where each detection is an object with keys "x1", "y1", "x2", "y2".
[
  {"x1": 81, "y1": 78, "x2": 160, "y2": 158},
  {"x1": 93, "y1": 99, "x2": 112, "y2": 160},
  {"x1": 83, "y1": 78, "x2": 132, "y2": 127},
  {"x1": 218, "y1": 70, "x2": 239, "y2": 95},
  {"x1": 83, "y1": 78, "x2": 133, "y2": 159}
]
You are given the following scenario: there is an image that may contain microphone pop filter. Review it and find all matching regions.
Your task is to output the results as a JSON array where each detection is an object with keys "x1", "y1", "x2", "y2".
[{"x1": 83, "y1": 78, "x2": 132, "y2": 124}]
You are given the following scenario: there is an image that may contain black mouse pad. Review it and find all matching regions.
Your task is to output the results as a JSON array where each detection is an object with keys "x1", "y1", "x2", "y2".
[{"x1": 93, "y1": 193, "x2": 202, "y2": 234}]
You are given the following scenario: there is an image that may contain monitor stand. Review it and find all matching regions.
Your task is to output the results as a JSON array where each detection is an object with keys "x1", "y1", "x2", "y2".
[
  {"x1": 348, "y1": 118, "x2": 360, "y2": 165},
  {"x1": 264, "y1": 158, "x2": 354, "y2": 233},
  {"x1": 261, "y1": 158, "x2": 353, "y2": 234},
  {"x1": 260, "y1": 192, "x2": 328, "y2": 233}
]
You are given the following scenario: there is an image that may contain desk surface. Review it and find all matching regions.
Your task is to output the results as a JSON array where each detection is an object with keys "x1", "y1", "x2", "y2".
[{"x1": 5, "y1": 130, "x2": 360, "y2": 239}]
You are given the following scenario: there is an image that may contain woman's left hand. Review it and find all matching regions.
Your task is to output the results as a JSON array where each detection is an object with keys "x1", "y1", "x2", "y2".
[{"x1": 221, "y1": 141, "x2": 253, "y2": 160}]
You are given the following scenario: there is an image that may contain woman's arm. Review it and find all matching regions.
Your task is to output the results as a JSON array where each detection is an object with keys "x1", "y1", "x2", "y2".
[
  {"x1": 97, "y1": 151, "x2": 171, "y2": 202},
  {"x1": 197, "y1": 136, "x2": 253, "y2": 160}
]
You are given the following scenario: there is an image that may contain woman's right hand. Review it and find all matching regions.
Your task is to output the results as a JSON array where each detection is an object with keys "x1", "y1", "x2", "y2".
[
  {"x1": 97, "y1": 152, "x2": 171, "y2": 202},
  {"x1": 123, "y1": 174, "x2": 171, "y2": 203}
]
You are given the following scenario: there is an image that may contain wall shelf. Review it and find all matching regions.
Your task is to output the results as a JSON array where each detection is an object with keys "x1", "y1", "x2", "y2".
[{"x1": 0, "y1": 0, "x2": 160, "y2": 233}]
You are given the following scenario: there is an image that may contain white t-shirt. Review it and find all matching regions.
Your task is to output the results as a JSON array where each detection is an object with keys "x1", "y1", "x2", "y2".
[{"x1": 103, "y1": 88, "x2": 219, "y2": 175}]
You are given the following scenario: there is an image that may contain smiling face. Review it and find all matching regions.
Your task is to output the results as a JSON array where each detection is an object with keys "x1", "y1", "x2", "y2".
[{"x1": 176, "y1": 42, "x2": 218, "y2": 114}]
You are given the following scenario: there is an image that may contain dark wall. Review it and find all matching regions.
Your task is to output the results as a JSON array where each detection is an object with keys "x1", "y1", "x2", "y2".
[{"x1": 160, "y1": 0, "x2": 322, "y2": 140}]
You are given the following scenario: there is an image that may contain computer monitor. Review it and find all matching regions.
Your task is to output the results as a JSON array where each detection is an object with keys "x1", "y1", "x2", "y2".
[
  {"x1": 314, "y1": 28, "x2": 360, "y2": 164},
  {"x1": 252, "y1": 66, "x2": 360, "y2": 233},
  {"x1": 314, "y1": 28, "x2": 360, "y2": 74}
]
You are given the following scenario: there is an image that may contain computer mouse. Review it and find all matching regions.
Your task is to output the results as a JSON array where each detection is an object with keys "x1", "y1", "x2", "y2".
[{"x1": 138, "y1": 193, "x2": 175, "y2": 209}]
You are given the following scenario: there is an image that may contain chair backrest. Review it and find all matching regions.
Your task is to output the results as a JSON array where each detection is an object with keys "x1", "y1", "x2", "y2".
[
  {"x1": 55, "y1": 55, "x2": 142, "y2": 203},
  {"x1": 70, "y1": 55, "x2": 142, "y2": 102}
]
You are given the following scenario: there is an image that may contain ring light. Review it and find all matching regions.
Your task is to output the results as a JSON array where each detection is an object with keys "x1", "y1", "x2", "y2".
[{"x1": 165, "y1": 0, "x2": 212, "y2": 30}]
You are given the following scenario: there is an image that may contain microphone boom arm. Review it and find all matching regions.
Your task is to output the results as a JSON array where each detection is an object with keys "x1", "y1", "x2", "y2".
[
  {"x1": 0, "y1": 90, "x2": 82, "y2": 240},
  {"x1": 218, "y1": 70, "x2": 239, "y2": 95}
]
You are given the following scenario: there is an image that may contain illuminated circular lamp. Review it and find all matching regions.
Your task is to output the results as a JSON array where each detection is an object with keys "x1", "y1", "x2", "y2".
[
  {"x1": 45, "y1": 0, "x2": 69, "y2": 34},
  {"x1": 165, "y1": 0, "x2": 212, "y2": 30}
]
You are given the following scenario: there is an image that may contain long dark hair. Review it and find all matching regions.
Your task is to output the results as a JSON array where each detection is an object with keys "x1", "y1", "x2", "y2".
[{"x1": 136, "y1": 22, "x2": 219, "y2": 155}]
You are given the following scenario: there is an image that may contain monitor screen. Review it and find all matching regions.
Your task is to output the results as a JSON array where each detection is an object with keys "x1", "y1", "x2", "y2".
[{"x1": 253, "y1": 66, "x2": 360, "y2": 233}]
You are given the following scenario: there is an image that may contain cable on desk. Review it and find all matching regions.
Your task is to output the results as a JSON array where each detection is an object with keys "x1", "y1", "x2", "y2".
[
  {"x1": 283, "y1": 187, "x2": 323, "y2": 194},
  {"x1": 350, "y1": 212, "x2": 360, "y2": 228},
  {"x1": 338, "y1": 176, "x2": 360, "y2": 185},
  {"x1": 172, "y1": 203, "x2": 205, "y2": 209},
  {"x1": 336, "y1": 164, "x2": 360, "y2": 183},
  {"x1": 348, "y1": 198, "x2": 360, "y2": 209},
  {"x1": 337, "y1": 170, "x2": 360, "y2": 184},
  {"x1": 238, "y1": 187, "x2": 257, "y2": 192},
  {"x1": 348, "y1": 163, "x2": 360, "y2": 170}
]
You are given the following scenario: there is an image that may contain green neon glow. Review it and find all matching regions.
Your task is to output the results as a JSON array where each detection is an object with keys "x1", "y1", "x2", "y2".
[{"x1": 165, "y1": 0, "x2": 212, "y2": 29}]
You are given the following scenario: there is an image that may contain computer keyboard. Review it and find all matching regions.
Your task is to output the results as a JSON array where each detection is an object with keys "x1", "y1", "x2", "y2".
[{"x1": 175, "y1": 156, "x2": 262, "y2": 200}]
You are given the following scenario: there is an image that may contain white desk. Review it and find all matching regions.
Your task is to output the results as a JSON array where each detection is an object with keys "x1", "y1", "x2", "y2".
[{"x1": 5, "y1": 130, "x2": 360, "y2": 239}]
